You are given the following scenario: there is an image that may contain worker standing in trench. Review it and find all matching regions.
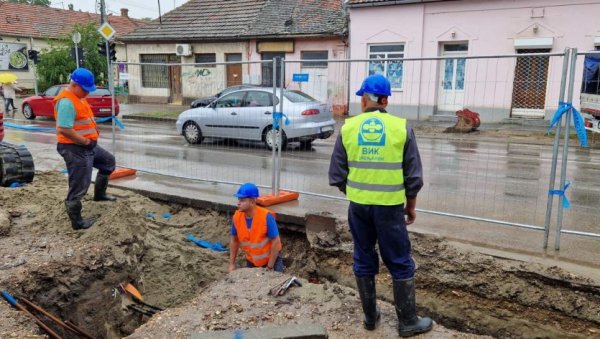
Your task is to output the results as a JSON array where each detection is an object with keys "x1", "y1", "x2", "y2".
[
  {"x1": 229, "y1": 183, "x2": 284, "y2": 272},
  {"x1": 328, "y1": 74, "x2": 433, "y2": 337},
  {"x1": 55, "y1": 68, "x2": 116, "y2": 230}
]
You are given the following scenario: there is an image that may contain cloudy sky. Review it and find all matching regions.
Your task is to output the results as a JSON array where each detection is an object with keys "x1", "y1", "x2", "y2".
[{"x1": 50, "y1": 0, "x2": 184, "y2": 19}]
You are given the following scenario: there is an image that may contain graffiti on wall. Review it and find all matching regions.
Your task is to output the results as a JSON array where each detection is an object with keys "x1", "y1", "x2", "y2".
[{"x1": 183, "y1": 68, "x2": 212, "y2": 85}]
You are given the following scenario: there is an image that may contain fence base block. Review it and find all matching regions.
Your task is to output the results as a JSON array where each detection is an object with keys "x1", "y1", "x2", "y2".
[
  {"x1": 257, "y1": 191, "x2": 299, "y2": 207},
  {"x1": 109, "y1": 167, "x2": 137, "y2": 180}
]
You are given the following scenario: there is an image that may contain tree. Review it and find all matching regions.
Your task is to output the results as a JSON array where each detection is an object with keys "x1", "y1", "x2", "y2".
[
  {"x1": 8, "y1": 0, "x2": 51, "y2": 6},
  {"x1": 36, "y1": 22, "x2": 108, "y2": 91}
]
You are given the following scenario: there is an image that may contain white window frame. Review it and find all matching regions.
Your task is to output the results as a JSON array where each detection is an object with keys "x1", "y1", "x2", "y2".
[{"x1": 368, "y1": 43, "x2": 405, "y2": 90}]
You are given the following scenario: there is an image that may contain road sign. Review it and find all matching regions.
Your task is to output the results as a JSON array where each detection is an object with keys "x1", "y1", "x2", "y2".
[
  {"x1": 72, "y1": 32, "x2": 81, "y2": 44},
  {"x1": 98, "y1": 22, "x2": 116, "y2": 40},
  {"x1": 293, "y1": 73, "x2": 309, "y2": 82}
]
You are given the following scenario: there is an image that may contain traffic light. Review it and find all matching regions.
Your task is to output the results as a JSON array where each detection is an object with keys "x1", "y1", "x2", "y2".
[
  {"x1": 98, "y1": 42, "x2": 107, "y2": 56},
  {"x1": 108, "y1": 42, "x2": 117, "y2": 62},
  {"x1": 27, "y1": 50, "x2": 39, "y2": 64},
  {"x1": 98, "y1": 41, "x2": 117, "y2": 62}
]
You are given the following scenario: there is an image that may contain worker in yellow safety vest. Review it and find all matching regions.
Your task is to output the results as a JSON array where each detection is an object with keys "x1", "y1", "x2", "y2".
[{"x1": 328, "y1": 74, "x2": 432, "y2": 337}]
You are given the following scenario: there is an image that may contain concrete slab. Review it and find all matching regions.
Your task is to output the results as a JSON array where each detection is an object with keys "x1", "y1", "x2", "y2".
[{"x1": 189, "y1": 323, "x2": 328, "y2": 339}]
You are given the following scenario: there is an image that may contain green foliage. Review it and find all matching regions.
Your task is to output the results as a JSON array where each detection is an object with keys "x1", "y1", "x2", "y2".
[
  {"x1": 8, "y1": 0, "x2": 51, "y2": 6},
  {"x1": 36, "y1": 22, "x2": 108, "y2": 92}
]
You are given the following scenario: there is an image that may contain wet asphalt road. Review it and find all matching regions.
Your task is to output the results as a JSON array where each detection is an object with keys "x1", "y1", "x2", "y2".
[{"x1": 3, "y1": 116, "x2": 600, "y2": 237}]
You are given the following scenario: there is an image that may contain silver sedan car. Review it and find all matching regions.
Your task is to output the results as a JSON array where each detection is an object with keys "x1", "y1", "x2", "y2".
[{"x1": 176, "y1": 87, "x2": 335, "y2": 149}]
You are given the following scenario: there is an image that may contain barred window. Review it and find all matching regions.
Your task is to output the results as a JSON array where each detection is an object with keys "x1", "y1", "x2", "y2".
[
  {"x1": 301, "y1": 51, "x2": 328, "y2": 68},
  {"x1": 140, "y1": 54, "x2": 170, "y2": 88},
  {"x1": 195, "y1": 53, "x2": 216, "y2": 67}
]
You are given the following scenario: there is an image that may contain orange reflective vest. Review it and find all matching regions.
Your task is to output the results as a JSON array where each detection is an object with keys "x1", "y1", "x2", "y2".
[
  {"x1": 54, "y1": 89, "x2": 99, "y2": 144},
  {"x1": 233, "y1": 206, "x2": 282, "y2": 267}
]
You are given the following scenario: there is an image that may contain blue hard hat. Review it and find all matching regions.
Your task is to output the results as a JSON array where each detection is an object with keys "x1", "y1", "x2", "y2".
[
  {"x1": 234, "y1": 183, "x2": 260, "y2": 199},
  {"x1": 70, "y1": 68, "x2": 97, "y2": 92},
  {"x1": 356, "y1": 74, "x2": 392, "y2": 97}
]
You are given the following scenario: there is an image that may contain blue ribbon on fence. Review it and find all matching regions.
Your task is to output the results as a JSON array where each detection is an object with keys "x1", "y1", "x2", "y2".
[
  {"x1": 273, "y1": 112, "x2": 290, "y2": 130},
  {"x1": 96, "y1": 116, "x2": 125, "y2": 129},
  {"x1": 549, "y1": 180, "x2": 571, "y2": 209},
  {"x1": 547, "y1": 101, "x2": 588, "y2": 148},
  {"x1": 3, "y1": 121, "x2": 55, "y2": 132}
]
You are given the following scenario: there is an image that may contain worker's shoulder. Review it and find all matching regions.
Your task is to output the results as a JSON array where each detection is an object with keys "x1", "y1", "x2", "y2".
[{"x1": 56, "y1": 98, "x2": 75, "y2": 110}]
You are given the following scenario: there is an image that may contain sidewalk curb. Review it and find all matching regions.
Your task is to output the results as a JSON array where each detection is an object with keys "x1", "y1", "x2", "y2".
[{"x1": 122, "y1": 115, "x2": 177, "y2": 123}]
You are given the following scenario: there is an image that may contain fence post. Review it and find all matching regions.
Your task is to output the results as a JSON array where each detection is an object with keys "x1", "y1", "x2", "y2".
[
  {"x1": 555, "y1": 47, "x2": 578, "y2": 251},
  {"x1": 271, "y1": 57, "x2": 278, "y2": 195},
  {"x1": 275, "y1": 58, "x2": 285, "y2": 195},
  {"x1": 543, "y1": 48, "x2": 571, "y2": 249},
  {"x1": 110, "y1": 60, "x2": 117, "y2": 154}
]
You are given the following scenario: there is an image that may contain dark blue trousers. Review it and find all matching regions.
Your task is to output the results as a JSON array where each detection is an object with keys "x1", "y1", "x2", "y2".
[
  {"x1": 57, "y1": 143, "x2": 116, "y2": 202},
  {"x1": 348, "y1": 202, "x2": 415, "y2": 280}
]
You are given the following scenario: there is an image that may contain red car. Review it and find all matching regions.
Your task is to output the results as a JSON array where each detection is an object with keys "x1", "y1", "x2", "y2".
[{"x1": 21, "y1": 85, "x2": 120, "y2": 120}]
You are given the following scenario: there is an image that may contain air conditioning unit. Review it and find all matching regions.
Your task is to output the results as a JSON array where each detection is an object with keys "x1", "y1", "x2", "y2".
[{"x1": 176, "y1": 44, "x2": 193, "y2": 56}]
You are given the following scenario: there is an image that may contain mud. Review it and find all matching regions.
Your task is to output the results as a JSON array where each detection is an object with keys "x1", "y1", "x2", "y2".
[{"x1": 1, "y1": 171, "x2": 599, "y2": 338}]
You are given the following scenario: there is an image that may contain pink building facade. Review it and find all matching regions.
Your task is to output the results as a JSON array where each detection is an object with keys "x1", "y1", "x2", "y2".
[{"x1": 348, "y1": 0, "x2": 600, "y2": 121}]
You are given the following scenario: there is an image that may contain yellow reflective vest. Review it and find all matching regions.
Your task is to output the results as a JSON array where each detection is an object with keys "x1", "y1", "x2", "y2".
[{"x1": 341, "y1": 111, "x2": 407, "y2": 206}]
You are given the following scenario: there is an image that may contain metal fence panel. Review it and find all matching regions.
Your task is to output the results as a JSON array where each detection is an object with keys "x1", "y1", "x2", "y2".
[
  {"x1": 111, "y1": 60, "x2": 279, "y2": 189},
  {"x1": 280, "y1": 54, "x2": 573, "y2": 231}
]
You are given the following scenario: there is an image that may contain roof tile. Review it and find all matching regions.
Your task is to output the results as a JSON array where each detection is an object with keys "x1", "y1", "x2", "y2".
[
  {"x1": 121, "y1": 0, "x2": 347, "y2": 42},
  {"x1": 0, "y1": 2, "x2": 146, "y2": 39}
]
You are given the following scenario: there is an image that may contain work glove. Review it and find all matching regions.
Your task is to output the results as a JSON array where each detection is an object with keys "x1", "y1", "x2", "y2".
[{"x1": 82, "y1": 140, "x2": 97, "y2": 150}]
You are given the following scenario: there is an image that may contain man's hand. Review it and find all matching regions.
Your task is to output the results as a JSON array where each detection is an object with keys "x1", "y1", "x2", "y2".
[
  {"x1": 82, "y1": 140, "x2": 97, "y2": 150},
  {"x1": 228, "y1": 263, "x2": 235, "y2": 272},
  {"x1": 405, "y1": 198, "x2": 417, "y2": 225},
  {"x1": 405, "y1": 207, "x2": 416, "y2": 225}
]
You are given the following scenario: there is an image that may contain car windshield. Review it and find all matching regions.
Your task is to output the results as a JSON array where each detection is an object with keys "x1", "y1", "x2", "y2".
[
  {"x1": 90, "y1": 88, "x2": 111, "y2": 96},
  {"x1": 283, "y1": 90, "x2": 317, "y2": 103}
]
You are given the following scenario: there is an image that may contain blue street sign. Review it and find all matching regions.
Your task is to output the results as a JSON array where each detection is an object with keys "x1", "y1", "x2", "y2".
[{"x1": 293, "y1": 73, "x2": 309, "y2": 82}]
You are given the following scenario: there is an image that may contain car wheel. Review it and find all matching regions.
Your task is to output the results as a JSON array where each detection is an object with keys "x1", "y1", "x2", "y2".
[
  {"x1": 299, "y1": 139, "x2": 314, "y2": 150},
  {"x1": 22, "y1": 104, "x2": 36, "y2": 120},
  {"x1": 183, "y1": 121, "x2": 203, "y2": 144},
  {"x1": 263, "y1": 126, "x2": 287, "y2": 151}
]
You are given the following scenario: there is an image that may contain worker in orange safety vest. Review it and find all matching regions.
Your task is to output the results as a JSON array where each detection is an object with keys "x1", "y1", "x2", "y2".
[{"x1": 229, "y1": 183, "x2": 284, "y2": 272}]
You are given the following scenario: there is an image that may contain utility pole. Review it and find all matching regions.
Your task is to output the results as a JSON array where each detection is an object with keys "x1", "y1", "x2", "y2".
[
  {"x1": 99, "y1": 0, "x2": 117, "y2": 153},
  {"x1": 29, "y1": 37, "x2": 39, "y2": 95}
]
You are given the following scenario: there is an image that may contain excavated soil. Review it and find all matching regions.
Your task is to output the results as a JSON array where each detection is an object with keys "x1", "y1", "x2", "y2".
[{"x1": 0, "y1": 171, "x2": 599, "y2": 338}]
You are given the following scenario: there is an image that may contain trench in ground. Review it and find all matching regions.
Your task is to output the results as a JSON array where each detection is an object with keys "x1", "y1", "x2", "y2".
[{"x1": 11, "y1": 201, "x2": 600, "y2": 339}]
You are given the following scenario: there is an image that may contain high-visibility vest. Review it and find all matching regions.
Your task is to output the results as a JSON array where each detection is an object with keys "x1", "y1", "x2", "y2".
[
  {"x1": 233, "y1": 206, "x2": 282, "y2": 267},
  {"x1": 54, "y1": 89, "x2": 99, "y2": 144},
  {"x1": 341, "y1": 111, "x2": 407, "y2": 206}
]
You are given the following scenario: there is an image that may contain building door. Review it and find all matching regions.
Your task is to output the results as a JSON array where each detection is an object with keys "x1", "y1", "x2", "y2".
[
  {"x1": 168, "y1": 54, "x2": 182, "y2": 104},
  {"x1": 226, "y1": 53, "x2": 243, "y2": 87},
  {"x1": 261, "y1": 52, "x2": 285, "y2": 87},
  {"x1": 511, "y1": 49, "x2": 550, "y2": 118},
  {"x1": 437, "y1": 43, "x2": 468, "y2": 112}
]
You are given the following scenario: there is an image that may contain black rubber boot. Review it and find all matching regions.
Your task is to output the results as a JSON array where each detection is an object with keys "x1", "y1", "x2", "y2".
[
  {"x1": 65, "y1": 200, "x2": 95, "y2": 230},
  {"x1": 393, "y1": 277, "x2": 433, "y2": 337},
  {"x1": 94, "y1": 173, "x2": 116, "y2": 201},
  {"x1": 355, "y1": 276, "x2": 381, "y2": 330}
]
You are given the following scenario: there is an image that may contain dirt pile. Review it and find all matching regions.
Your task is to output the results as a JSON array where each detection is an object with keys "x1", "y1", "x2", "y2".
[
  {"x1": 0, "y1": 171, "x2": 233, "y2": 338},
  {"x1": 129, "y1": 268, "x2": 486, "y2": 339}
]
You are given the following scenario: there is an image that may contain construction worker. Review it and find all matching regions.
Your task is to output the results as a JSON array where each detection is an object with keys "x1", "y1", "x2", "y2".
[
  {"x1": 328, "y1": 74, "x2": 432, "y2": 337},
  {"x1": 229, "y1": 183, "x2": 283, "y2": 272},
  {"x1": 55, "y1": 68, "x2": 116, "y2": 230}
]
